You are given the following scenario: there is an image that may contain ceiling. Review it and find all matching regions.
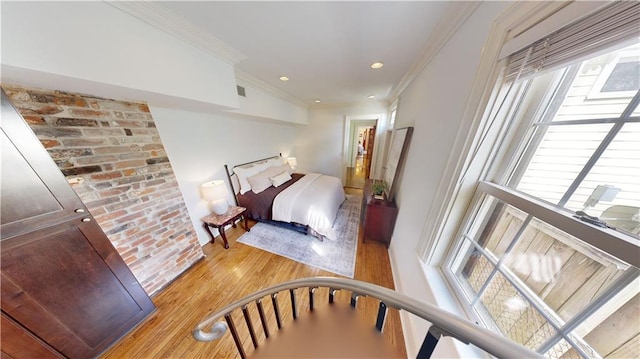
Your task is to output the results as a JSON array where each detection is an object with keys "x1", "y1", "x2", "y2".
[{"x1": 154, "y1": 1, "x2": 453, "y2": 106}]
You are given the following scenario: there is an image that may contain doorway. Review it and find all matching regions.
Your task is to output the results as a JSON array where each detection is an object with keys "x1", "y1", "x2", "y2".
[{"x1": 345, "y1": 121, "x2": 376, "y2": 189}]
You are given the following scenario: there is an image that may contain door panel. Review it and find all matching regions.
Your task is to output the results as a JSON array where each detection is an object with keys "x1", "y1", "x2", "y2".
[
  {"x1": 0, "y1": 89, "x2": 155, "y2": 358},
  {"x1": 1, "y1": 313, "x2": 63, "y2": 359},
  {"x1": 1, "y1": 221, "x2": 148, "y2": 357},
  {"x1": 1, "y1": 130, "x2": 64, "y2": 225},
  {"x1": 365, "y1": 126, "x2": 376, "y2": 179},
  {"x1": 1, "y1": 92, "x2": 86, "y2": 240}
]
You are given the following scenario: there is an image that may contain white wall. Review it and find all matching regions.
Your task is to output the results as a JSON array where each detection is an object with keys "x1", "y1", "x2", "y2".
[
  {"x1": 151, "y1": 106, "x2": 297, "y2": 246},
  {"x1": 294, "y1": 102, "x2": 388, "y2": 180},
  {"x1": 232, "y1": 81, "x2": 308, "y2": 125},
  {"x1": 1, "y1": 1, "x2": 308, "y2": 248},
  {"x1": 387, "y1": 2, "x2": 509, "y2": 356},
  {"x1": 1, "y1": 1, "x2": 238, "y2": 111}
]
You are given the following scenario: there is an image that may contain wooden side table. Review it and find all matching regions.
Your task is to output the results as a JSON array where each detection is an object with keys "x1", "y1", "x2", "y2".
[
  {"x1": 201, "y1": 206, "x2": 249, "y2": 249},
  {"x1": 361, "y1": 179, "x2": 398, "y2": 248}
]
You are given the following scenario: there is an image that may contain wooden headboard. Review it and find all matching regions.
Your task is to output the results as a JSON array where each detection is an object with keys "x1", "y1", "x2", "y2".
[{"x1": 224, "y1": 154, "x2": 282, "y2": 205}]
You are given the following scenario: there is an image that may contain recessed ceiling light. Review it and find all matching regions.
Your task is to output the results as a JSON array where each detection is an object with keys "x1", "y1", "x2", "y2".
[
  {"x1": 279, "y1": 76, "x2": 289, "y2": 81},
  {"x1": 371, "y1": 62, "x2": 384, "y2": 69},
  {"x1": 314, "y1": 99, "x2": 321, "y2": 103},
  {"x1": 367, "y1": 95, "x2": 375, "y2": 99}
]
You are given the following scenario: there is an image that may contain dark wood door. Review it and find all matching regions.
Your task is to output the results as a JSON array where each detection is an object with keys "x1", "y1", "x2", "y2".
[
  {"x1": 1, "y1": 91, "x2": 155, "y2": 358},
  {"x1": 364, "y1": 126, "x2": 376, "y2": 179},
  {"x1": 1, "y1": 313, "x2": 63, "y2": 359}
]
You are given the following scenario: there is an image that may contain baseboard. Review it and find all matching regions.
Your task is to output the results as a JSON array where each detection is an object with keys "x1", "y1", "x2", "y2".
[
  {"x1": 388, "y1": 245, "x2": 418, "y2": 358},
  {"x1": 150, "y1": 254, "x2": 205, "y2": 298}
]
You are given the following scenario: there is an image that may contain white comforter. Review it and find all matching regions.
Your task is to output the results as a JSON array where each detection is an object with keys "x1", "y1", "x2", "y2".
[{"x1": 272, "y1": 173, "x2": 345, "y2": 240}]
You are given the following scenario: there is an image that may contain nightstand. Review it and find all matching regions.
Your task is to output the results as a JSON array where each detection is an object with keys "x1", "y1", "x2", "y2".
[
  {"x1": 361, "y1": 179, "x2": 398, "y2": 248},
  {"x1": 201, "y1": 206, "x2": 249, "y2": 249}
]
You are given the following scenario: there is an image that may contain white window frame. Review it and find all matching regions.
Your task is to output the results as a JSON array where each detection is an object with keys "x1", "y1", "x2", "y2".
[
  {"x1": 415, "y1": 1, "x2": 639, "y2": 355},
  {"x1": 587, "y1": 49, "x2": 640, "y2": 100},
  {"x1": 441, "y1": 58, "x2": 640, "y2": 357},
  {"x1": 416, "y1": 0, "x2": 636, "y2": 267}
]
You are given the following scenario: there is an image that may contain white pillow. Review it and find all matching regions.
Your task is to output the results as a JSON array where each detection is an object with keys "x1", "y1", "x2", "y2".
[
  {"x1": 247, "y1": 170, "x2": 273, "y2": 194},
  {"x1": 235, "y1": 161, "x2": 281, "y2": 194},
  {"x1": 266, "y1": 157, "x2": 285, "y2": 168},
  {"x1": 270, "y1": 171, "x2": 292, "y2": 187},
  {"x1": 264, "y1": 165, "x2": 284, "y2": 177},
  {"x1": 235, "y1": 165, "x2": 261, "y2": 194},
  {"x1": 273, "y1": 163, "x2": 292, "y2": 175},
  {"x1": 253, "y1": 161, "x2": 271, "y2": 173}
]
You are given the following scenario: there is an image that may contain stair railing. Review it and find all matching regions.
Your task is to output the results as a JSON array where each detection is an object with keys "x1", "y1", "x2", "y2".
[{"x1": 193, "y1": 276, "x2": 543, "y2": 358}]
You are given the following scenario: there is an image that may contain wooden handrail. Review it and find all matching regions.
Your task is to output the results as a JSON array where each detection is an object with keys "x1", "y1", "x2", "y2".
[{"x1": 193, "y1": 276, "x2": 543, "y2": 358}]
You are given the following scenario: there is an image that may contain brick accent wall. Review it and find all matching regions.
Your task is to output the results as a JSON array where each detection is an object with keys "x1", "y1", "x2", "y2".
[{"x1": 2, "y1": 84, "x2": 203, "y2": 295}]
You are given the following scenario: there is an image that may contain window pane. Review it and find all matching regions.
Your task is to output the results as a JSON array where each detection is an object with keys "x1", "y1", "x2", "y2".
[
  {"x1": 515, "y1": 124, "x2": 613, "y2": 205},
  {"x1": 473, "y1": 199, "x2": 529, "y2": 258},
  {"x1": 451, "y1": 194, "x2": 637, "y2": 355},
  {"x1": 544, "y1": 339, "x2": 583, "y2": 359},
  {"x1": 565, "y1": 122, "x2": 640, "y2": 236},
  {"x1": 501, "y1": 217, "x2": 631, "y2": 322},
  {"x1": 601, "y1": 61, "x2": 639, "y2": 93},
  {"x1": 476, "y1": 271, "x2": 557, "y2": 350},
  {"x1": 454, "y1": 243, "x2": 496, "y2": 299},
  {"x1": 568, "y1": 293, "x2": 640, "y2": 358},
  {"x1": 553, "y1": 43, "x2": 640, "y2": 121}
]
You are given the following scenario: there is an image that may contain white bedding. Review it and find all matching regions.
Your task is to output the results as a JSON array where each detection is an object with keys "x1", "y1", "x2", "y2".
[{"x1": 272, "y1": 173, "x2": 345, "y2": 240}]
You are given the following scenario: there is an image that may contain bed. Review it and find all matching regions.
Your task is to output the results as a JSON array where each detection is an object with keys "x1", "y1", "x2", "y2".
[{"x1": 225, "y1": 155, "x2": 345, "y2": 240}]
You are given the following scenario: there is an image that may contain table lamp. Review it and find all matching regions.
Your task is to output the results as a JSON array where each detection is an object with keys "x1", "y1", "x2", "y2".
[
  {"x1": 201, "y1": 180, "x2": 229, "y2": 215},
  {"x1": 287, "y1": 157, "x2": 297, "y2": 170}
]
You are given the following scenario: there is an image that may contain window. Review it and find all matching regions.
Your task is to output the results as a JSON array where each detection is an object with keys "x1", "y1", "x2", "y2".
[
  {"x1": 443, "y1": 13, "x2": 640, "y2": 359},
  {"x1": 588, "y1": 50, "x2": 640, "y2": 100}
]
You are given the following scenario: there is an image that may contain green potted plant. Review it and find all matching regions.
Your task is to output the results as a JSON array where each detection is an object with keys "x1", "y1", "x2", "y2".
[{"x1": 371, "y1": 180, "x2": 388, "y2": 200}]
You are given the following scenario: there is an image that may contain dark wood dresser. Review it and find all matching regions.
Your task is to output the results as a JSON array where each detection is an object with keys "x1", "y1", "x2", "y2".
[{"x1": 361, "y1": 179, "x2": 399, "y2": 248}]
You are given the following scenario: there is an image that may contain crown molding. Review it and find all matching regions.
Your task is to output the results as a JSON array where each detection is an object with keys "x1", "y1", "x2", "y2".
[
  {"x1": 107, "y1": 1, "x2": 306, "y2": 108},
  {"x1": 235, "y1": 69, "x2": 308, "y2": 108},
  {"x1": 106, "y1": 1, "x2": 246, "y2": 65},
  {"x1": 389, "y1": 2, "x2": 481, "y2": 102},
  {"x1": 308, "y1": 99, "x2": 390, "y2": 111}
]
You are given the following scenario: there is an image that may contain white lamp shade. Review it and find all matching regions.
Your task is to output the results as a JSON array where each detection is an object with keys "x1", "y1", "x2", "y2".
[
  {"x1": 201, "y1": 180, "x2": 227, "y2": 201},
  {"x1": 201, "y1": 180, "x2": 229, "y2": 214},
  {"x1": 287, "y1": 157, "x2": 298, "y2": 169}
]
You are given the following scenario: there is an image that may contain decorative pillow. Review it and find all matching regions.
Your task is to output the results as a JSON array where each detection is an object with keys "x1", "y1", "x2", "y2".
[
  {"x1": 264, "y1": 165, "x2": 284, "y2": 178},
  {"x1": 270, "y1": 171, "x2": 292, "y2": 187},
  {"x1": 234, "y1": 160, "x2": 285, "y2": 194},
  {"x1": 247, "y1": 170, "x2": 273, "y2": 194}
]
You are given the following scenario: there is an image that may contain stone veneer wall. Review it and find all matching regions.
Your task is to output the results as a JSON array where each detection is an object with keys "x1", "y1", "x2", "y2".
[{"x1": 2, "y1": 84, "x2": 203, "y2": 295}]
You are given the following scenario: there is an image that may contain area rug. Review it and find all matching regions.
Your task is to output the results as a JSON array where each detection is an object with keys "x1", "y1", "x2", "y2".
[{"x1": 237, "y1": 194, "x2": 361, "y2": 278}]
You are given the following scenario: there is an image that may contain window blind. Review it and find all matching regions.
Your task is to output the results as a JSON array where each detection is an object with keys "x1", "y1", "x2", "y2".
[{"x1": 504, "y1": 1, "x2": 640, "y2": 82}]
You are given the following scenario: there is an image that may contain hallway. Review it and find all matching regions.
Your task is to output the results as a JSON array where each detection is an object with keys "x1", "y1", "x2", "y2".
[{"x1": 345, "y1": 154, "x2": 367, "y2": 189}]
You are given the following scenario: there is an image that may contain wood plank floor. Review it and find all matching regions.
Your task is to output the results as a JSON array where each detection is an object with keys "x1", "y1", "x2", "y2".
[
  {"x1": 101, "y1": 188, "x2": 406, "y2": 358},
  {"x1": 345, "y1": 155, "x2": 367, "y2": 189}
]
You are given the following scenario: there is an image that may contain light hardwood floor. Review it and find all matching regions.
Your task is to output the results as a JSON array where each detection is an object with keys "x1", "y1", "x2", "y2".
[
  {"x1": 102, "y1": 188, "x2": 406, "y2": 358},
  {"x1": 345, "y1": 155, "x2": 367, "y2": 189}
]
